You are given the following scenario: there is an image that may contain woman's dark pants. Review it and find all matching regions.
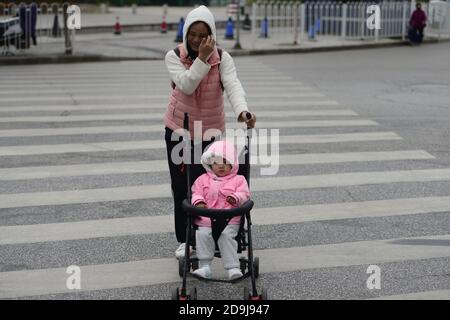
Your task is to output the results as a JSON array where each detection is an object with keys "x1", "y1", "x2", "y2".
[{"x1": 165, "y1": 127, "x2": 215, "y2": 243}]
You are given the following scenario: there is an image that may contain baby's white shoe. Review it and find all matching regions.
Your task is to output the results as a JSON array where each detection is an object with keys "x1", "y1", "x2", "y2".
[
  {"x1": 228, "y1": 268, "x2": 243, "y2": 280},
  {"x1": 192, "y1": 266, "x2": 212, "y2": 279}
]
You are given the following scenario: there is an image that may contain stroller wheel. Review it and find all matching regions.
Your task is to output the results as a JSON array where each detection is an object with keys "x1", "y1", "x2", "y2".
[
  {"x1": 189, "y1": 287, "x2": 198, "y2": 300},
  {"x1": 171, "y1": 287, "x2": 179, "y2": 300},
  {"x1": 253, "y1": 257, "x2": 259, "y2": 278},
  {"x1": 243, "y1": 287, "x2": 269, "y2": 300}
]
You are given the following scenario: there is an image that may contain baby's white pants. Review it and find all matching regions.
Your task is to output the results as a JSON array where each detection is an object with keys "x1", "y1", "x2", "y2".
[{"x1": 195, "y1": 224, "x2": 240, "y2": 270}]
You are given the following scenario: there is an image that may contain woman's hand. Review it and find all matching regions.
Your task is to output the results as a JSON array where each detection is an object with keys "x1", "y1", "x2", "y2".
[
  {"x1": 198, "y1": 35, "x2": 215, "y2": 63},
  {"x1": 238, "y1": 111, "x2": 256, "y2": 129}
]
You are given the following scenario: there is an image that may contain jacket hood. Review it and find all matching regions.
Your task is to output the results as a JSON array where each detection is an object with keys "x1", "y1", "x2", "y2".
[
  {"x1": 183, "y1": 5, "x2": 217, "y2": 54},
  {"x1": 201, "y1": 140, "x2": 239, "y2": 179}
]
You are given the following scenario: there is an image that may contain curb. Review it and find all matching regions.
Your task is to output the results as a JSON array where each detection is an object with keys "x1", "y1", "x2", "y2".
[
  {"x1": 1, "y1": 38, "x2": 448, "y2": 66},
  {"x1": 227, "y1": 38, "x2": 448, "y2": 56},
  {"x1": 0, "y1": 54, "x2": 156, "y2": 66},
  {"x1": 75, "y1": 21, "x2": 228, "y2": 34}
]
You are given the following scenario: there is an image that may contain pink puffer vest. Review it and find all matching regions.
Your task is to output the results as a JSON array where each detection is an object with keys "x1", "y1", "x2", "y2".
[{"x1": 164, "y1": 44, "x2": 225, "y2": 140}]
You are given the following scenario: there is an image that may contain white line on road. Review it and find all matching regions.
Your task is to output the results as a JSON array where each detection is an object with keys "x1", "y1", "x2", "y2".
[
  {"x1": 0, "y1": 82, "x2": 305, "y2": 90},
  {"x1": 277, "y1": 150, "x2": 434, "y2": 165},
  {"x1": 0, "y1": 87, "x2": 314, "y2": 96},
  {"x1": 1, "y1": 196, "x2": 449, "y2": 245},
  {"x1": 0, "y1": 92, "x2": 324, "y2": 102},
  {"x1": 2, "y1": 168, "x2": 450, "y2": 209},
  {"x1": 0, "y1": 160, "x2": 167, "y2": 180},
  {"x1": 369, "y1": 290, "x2": 450, "y2": 300},
  {"x1": 0, "y1": 74, "x2": 290, "y2": 82},
  {"x1": 0, "y1": 110, "x2": 358, "y2": 123},
  {"x1": 0, "y1": 150, "x2": 433, "y2": 180},
  {"x1": 0, "y1": 100, "x2": 340, "y2": 112},
  {"x1": 0, "y1": 120, "x2": 377, "y2": 138},
  {"x1": 1, "y1": 234, "x2": 449, "y2": 298},
  {"x1": 0, "y1": 76, "x2": 294, "y2": 85},
  {"x1": 0, "y1": 132, "x2": 403, "y2": 156}
]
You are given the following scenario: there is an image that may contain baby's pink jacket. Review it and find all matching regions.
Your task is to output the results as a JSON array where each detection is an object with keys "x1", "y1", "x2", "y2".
[{"x1": 191, "y1": 140, "x2": 250, "y2": 227}]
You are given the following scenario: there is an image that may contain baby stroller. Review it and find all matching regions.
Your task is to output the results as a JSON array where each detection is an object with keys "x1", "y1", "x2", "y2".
[{"x1": 171, "y1": 113, "x2": 268, "y2": 300}]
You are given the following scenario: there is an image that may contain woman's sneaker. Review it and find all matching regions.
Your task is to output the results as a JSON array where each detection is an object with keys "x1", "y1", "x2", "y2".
[
  {"x1": 228, "y1": 268, "x2": 243, "y2": 280},
  {"x1": 175, "y1": 243, "x2": 186, "y2": 259},
  {"x1": 175, "y1": 243, "x2": 196, "y2": 259},
  {"x1": 192, "y1": 266, "x2": 212, "y2": 279}
]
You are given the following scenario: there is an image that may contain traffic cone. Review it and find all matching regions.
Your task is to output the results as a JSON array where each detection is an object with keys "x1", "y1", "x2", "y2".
[
  {"x1": 260, "y1": 17, "x2": 268, "y2": 38},
  {"x1": 225, "y1": 17, "x2": 234, "y2": 39},
  {"x1": 160, "y1": 15, "x2": 167, "y2": 33},
  {"x1": 174, "y1": 17, "x2": 184, "y2": 42},
  {"x1": 114, "y1": 16, "x2": 121, "y2": 35}
]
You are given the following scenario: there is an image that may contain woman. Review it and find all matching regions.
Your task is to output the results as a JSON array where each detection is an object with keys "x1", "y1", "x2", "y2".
[
  {"x1": 409, "y1": 2, "x2": 427, "y2": 45},
  {"x1": 164, "y1": 5, "x2": 256, "y2": 259}
]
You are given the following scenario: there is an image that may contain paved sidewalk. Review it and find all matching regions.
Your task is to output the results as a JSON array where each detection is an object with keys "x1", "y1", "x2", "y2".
[{"x1": 1, "y1": 5, "x2": 448, "y2": 65}]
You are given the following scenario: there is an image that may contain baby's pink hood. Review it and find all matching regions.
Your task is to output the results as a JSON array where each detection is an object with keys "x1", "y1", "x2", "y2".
[{"x1": 201, "y1": 140, "x2": 239, "y2": 178}]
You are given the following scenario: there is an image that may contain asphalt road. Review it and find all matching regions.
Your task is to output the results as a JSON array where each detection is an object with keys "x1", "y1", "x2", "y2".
[{"x1": 0, "y1": 42, "x2": 449, "y2": 300}]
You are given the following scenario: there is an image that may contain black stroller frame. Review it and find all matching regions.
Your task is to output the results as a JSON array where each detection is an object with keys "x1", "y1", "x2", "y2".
[{"x1": 171, "y1": 113, "x2": 267, "y2": 300}]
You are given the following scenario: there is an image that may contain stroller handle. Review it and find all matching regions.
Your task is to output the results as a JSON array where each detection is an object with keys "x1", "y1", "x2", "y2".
[{"x1": 182, "y1": 199, "x2": 254, "y2": 219}]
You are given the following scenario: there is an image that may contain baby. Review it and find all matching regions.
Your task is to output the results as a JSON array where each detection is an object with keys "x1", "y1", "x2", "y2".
[{"x1": 191, "y1": 140, "x2": 250, "y2": 280}]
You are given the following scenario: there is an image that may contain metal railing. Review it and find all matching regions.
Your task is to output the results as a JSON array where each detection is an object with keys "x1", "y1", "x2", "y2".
[
  {"x1": 316, "y1": 1, "x2": 408, "y2": 40},
  {"x1": 422, "y1": 0, "x2": 450, "y2": 39},
  {"x1": 0, "y1": 2, "x2": 71, "y2": 55},
  {"x1": 251, "y1": 0, "x2": 450, "y2": 44}
]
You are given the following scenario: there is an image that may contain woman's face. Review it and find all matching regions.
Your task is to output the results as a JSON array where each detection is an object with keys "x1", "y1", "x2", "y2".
[{"x1": 187, "y1": 22, "x2": 210, "y2": 52}]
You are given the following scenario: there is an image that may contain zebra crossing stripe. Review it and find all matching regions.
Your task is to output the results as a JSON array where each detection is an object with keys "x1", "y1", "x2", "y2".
[
  {"x1": 0, "y1": 120, "x2": 377, "y2": 138},
  {"x1": 0, "y1": 151, "x2": 433, "y2": 180},
  {"x1": 251, "y1": 168, "x2": 450, "y2": 192},
  {"x1": 0, "y1": 73, "x2": 286, "y2": 80},
  {"x1": 1, "y1": 196, "x2": 449, "y2": 245},
  {"x1": 0, "y1": 160, "x2": 168, "y2": 180},
  {"x1": 0, "y1": 85, "x2": 315, "y2": 97},
  {"x1": 0, "y1": 87, "x2": 314, "y2": 96},
  {"x1": 0, "y1": 110, "x2": 357, "y2": 123},
  {"x1": 2, "y1": 169, "x2": 450, "y2": 209},
  {"x1": 0, "y1": 82, "x2": 305, "y2": 90},
  {"x1": 0, "y1": 234, "x2": 449, "y2": 299},
  {"x1": 0, "y1": 132, "x2": 402, "y2": 156},
  {"x1": 0, "y1": 100, "x2": 339, "y2": 112},
  {"x1": 0, "y1": 76, "x2": 294, "y2": 85},
  {"x1": 0, "y1": 92, "x2": 324, "y2": 103},
  {"x1": 369, "y1": 289, "x2": 450, "y2": 300}
]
